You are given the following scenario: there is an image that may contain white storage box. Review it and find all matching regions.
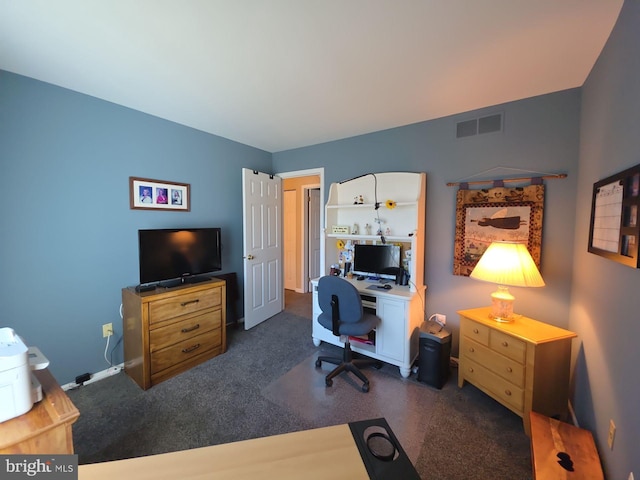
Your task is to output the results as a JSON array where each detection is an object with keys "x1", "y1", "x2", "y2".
[{"x1": 0, "y1": 327, "x2": 49, "y2": 423}]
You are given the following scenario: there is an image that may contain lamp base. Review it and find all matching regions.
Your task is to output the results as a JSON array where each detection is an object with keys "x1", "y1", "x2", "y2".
[{"x1": 489, "y1": 285, "x2": 515, "y2": 323}]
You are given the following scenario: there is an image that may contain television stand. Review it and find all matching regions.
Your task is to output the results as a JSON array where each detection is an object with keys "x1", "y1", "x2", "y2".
[{"x1": 122, "y1": 278, "x2": 227, "y2": 389}]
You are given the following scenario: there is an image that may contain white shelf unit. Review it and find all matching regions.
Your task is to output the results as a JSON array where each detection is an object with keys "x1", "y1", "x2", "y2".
[
  {"x1": 324, "y1": 172, "x2": 426, "y2": 292},
  {"x1": 313, "y1": 172, "x2": 427, "y2": 378}
]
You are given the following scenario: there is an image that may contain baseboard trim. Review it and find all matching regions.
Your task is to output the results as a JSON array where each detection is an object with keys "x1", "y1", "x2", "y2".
[
  {"x1": 568, "y1": 398, "x2": 579, "y2": 427},
  {"x1": 62, "y1": 363, "x2": 124, "y2": 391}
]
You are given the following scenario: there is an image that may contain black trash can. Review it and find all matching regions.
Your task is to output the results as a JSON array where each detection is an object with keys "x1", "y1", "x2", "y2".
[{"x1": 417, "y1": 320, "x2": 452, "y2": 389}]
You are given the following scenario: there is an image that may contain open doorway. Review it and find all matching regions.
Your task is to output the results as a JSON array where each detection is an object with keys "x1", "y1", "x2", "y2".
[{"x1": 279, "y1": 168, "x2": 325, "y2": 315}]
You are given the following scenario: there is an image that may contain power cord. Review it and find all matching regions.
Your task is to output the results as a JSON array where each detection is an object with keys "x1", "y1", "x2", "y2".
[
  {"x1": 339, "y1": 172, "x2": 386, "y2": 244},
  {"x1": 102, "y1": 303, "x2": 124, "y2": 368},
  {"x1": 408, "y1": 278, "x2": 428, "y2": 324},
  {"x1": 103, "y1": 330, "x2": 112, "y2": 366}
]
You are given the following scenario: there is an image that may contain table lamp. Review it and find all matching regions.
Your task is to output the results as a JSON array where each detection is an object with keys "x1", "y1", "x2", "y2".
[{"x1": 469, "y1": 241, "x2": 545, "y2": 322}]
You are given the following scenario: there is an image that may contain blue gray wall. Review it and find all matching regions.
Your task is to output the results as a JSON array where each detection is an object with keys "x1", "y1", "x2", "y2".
[
  {"x1": 2, "y1": 5, "x2": 638, "y2": 474},
  {"x1": 0, "y1": 71, "x2": 272, "y2": 384},
  {"x1": 274, "y1": 89, "x2": 581, "y2": 355},
  {"x1": 570, "y1": 0, "x2": 640, "y2": 478}
]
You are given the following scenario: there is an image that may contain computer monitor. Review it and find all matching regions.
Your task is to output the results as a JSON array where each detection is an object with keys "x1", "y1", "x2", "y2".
[{"x1": 353, "y1": 244, "x2": 401, "y2": 279}]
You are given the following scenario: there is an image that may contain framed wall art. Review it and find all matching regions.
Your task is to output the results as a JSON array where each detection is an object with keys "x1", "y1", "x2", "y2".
[
  {"x1": 130, "y1": 177, "x2": 190, "y2": 211},
  {"x1": 588, "y1": 163, "x2": 640, "y2": 268},
  {"x1": 453, "y1": 184, "x2": 544, "y2": 276}
]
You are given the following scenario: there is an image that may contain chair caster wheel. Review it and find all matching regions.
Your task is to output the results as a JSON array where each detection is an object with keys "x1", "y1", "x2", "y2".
[
  {"x1": 315, "y1": 359, "x2": 322, "y2": 368},
  {"x1": 325, "y1": 378, "x2": 333, "y2": 387},
  {"x1": 362, "y1": 383, "x2": 370, "y2": 393}
]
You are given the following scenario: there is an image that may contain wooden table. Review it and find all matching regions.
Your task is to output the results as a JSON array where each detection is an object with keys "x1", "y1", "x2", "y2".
[
  {"x1": 530, "y1": 411, "x2": 603, "y2": 479},
  {"x1": 79, "y1": 424, "x2": 370, "y2": 480},
  {"x1": 0, "y1": 369, "x2": 79, "y2": 454}
]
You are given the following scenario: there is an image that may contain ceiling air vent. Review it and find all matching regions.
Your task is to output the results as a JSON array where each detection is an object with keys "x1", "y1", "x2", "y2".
[{"x1": 456, "y1": 113, "x2": 503, "y2": 138}]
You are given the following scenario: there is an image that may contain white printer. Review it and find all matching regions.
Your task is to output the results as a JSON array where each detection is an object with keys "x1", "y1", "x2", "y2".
[{"x1": 0, "y1": 327, "x2": 49, "y2": 423}]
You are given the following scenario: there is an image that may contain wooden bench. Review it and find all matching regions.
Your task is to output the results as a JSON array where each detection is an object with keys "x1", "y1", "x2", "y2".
[{"x1": 530, "y1": 411, "x2": 604, "y2": 479}]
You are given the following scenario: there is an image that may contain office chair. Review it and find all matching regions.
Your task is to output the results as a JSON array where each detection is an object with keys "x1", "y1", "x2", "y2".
[{"x1": 315, "y1": 275, "x2": 382, "y2": 392}]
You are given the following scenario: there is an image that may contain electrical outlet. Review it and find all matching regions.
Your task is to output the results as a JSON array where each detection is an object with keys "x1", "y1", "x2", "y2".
[
  {"x1": 102, "y1": 323, "x2": 113, "y2": 338},
  {"x1": 607, "y1": 419, "x2": 616, "y2": 449},
  {"x1": 435, "y1": 313, "x2": 446, "y2": 325}
]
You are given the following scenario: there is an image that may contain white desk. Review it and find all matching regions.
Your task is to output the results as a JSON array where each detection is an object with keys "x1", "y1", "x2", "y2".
[{"x1": 311, "y1": 277, "x2": 424, "y2": 377}]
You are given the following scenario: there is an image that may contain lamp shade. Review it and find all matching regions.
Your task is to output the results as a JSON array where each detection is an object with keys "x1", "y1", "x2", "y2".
[{"x1": 470, "y1": 241, "x2": 545, "y2": 287}]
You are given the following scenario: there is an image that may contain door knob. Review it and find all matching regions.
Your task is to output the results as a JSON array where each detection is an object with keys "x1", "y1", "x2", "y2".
[{"x1": 244, "y1": 254, "x2": 255, "y2": 260}]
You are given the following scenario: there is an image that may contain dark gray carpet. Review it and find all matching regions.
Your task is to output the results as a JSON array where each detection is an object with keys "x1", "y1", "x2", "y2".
[
  {"x1": 68, "y1": 311, "x2": 532, "y2": 479},
  {"x1": 262, "y1": 352, "x2": 438, "y2": 463}
]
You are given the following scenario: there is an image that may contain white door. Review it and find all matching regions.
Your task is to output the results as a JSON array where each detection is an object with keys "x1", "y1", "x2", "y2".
[
  {"x1": 242, "y1": 169, "x2": 283, "y2": 330},
  {"x1": 283, "y1": 190, "x2": 297, "y2": 290},
  {"x1": 308, "y1": 188, "x2": 321, "y2": 288}
]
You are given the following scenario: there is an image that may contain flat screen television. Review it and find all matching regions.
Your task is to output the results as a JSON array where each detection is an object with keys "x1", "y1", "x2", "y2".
[
  {"x1": 138, "y1": 228, "x2": 222, "y2": 285},
  {"x1": 353, "y1": 244, "x2": 401, "y2": 279}
]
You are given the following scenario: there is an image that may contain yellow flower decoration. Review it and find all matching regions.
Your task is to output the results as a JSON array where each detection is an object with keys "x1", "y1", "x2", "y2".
[
  {"x1": 385, "y1": 199, "x2": 397, "y2": 209},
  {"x1": 336, "y1": 239, "x2": 345, "y2": 250}
]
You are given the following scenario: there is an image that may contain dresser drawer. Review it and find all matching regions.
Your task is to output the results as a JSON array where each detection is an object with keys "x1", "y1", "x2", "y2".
[
  {"x1": 150, "y1": 329, "x2": 222, "y2": 375},
  {"x1": 148, "y1": 287, "x2": 222, "y2": 325},
  {"x1": 490, "y1": 329, "x2": 526, "y2": 363},
  {"x1": 461, "y1": 317, "x2": 490, "y2": 346},
  {"x1": 461, "y1": 338, "x2": 525, "y2": 388},
  {"x1": 149, "y1": 309, "x2": 222, "y2": 352},
  {"x1": 462, "y1": 358, "x2": 524, "y2": 412}
]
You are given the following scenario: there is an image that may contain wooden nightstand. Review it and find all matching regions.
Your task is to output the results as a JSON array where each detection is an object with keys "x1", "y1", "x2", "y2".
[
  {"x1": 457, "y1": 307, "x2": 577, "y2": 435},
  {"x1": 0, "y1": 369, "x2": 79, "y2": 454}
]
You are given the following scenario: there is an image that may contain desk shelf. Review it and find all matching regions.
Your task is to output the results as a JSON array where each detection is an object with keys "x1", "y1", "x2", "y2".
[{"x1": 324, "y1": 172, "x2": 426, "y2": 293}]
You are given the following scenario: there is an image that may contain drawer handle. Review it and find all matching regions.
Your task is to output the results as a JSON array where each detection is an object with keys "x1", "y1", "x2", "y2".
[
  {"x1": 506, "y1": 367, "x2": 513, "y2": 373},
  {"x1": 469, "y1": 347, "x2": 475, "y2": 353},
  {"x1": 473, "y1": 328, "x2": 479, "y2": 334},
  {"x1": 468, "y1": 367, "x2": 474, "y2": 373},
  {"x1": 505, "y1": 389, "x2": 512, "y2": 396},
  {"x1": 182, "y1": 343, "x2": 201, "y2": 353},
  {"x1": 181, "y1": 299, "x2": 200, "y2": 307},
  {"x1": 181, "y1": 323, "x2": 200, "y2": 333},
  {"x1": 502, "y1": 341, "x2": 509, "y2": 347}
]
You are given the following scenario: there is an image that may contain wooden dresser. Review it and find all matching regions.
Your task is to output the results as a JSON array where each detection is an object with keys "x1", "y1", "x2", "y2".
[
  {"x1": 0, "y1": 369, "x2": 79, "y2": 454},
  {"x1": 122, "y1": 278, "x2": 226, "y2": 390},
  {"x1": 457, "y1": 307, "x2": 576, "y2": 435}
]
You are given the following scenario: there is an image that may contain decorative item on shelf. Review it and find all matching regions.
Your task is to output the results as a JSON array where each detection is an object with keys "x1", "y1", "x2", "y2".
[
  {"x1": 331, "y1": 225, "x2": 351, "y2": 234},
  {"x1": 352, "y1": 223, "x2": 359, "y2": 235},
  {"x1": 336, "y1": 239, "x2": 345, "y2": 250},
  {"x1": 374, "y1": 218, "x2": 385, "y2": 236},
  {"x1": 385, "y1": 227, "x2": 391, "y2": 236},
  {"x1": 469, "y1": 241, "x2": 545, "y2": 322},
  {"x1": 365, "y1": 223, "x2": 372, "y2": 235},
  {"x1": 353, "y1": 194, "x2": 364, "y2": 205},
  {"x1": 385, "y1": 199, "x2": 397, "y2": 210}
]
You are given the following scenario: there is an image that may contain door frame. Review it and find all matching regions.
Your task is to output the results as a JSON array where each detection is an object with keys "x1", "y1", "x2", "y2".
[
  {"x1": 276, "y1": 168, "x2": 325, "y2": 292},
  {"x1": 301, "y1": 184, "x2": 320, "y2": 293}
]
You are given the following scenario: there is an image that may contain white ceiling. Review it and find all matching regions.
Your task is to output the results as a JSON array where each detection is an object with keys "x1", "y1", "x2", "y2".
[{"x1": 0, "y1": 1, "x2": 623, "y2": 153}]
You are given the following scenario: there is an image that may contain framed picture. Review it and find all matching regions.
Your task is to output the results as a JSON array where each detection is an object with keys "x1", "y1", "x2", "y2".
[
  {"x1": 588, "y1": 163, "x2": 640, "y2": 267},
  {"x1": 130, "y1": 177, "x2": 190, "y2": 211},
  {"x1": 453, "y1": 184, "x2": 544, "y2": 276}
]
